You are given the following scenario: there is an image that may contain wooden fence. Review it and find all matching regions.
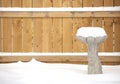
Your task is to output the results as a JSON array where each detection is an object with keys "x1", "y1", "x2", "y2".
[{"x1": 0, "y1": 0, "x2": 120, "y2": 64}]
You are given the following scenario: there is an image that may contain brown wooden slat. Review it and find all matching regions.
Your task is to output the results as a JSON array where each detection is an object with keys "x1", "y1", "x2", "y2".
[
  {"x1": 114, "y1": 18, "x2": 120, "y2": 52},
  {"x1": 114, "y1": 0, "x2": 120, "y2": 6},
  {"x1": 62, "y1": 0, "x2": 73, "y2": 52},
  {"x1": 1, "y1": 0, "x2": 12, "y2": 52},
  {"x1": 104, "y1": 0, "x2": 113, "y2": 7},
  {"x1": 33, "y1": 0, "x2": 43, "y2": 52},
  {"x1": 0, "y1": 18, "x2": 1, "y2": 52},
  {"x1": 104, "y1": 0, "x2": 114, "y2": 52},
  {"x1": 93, "y1": 0, "x2": 103, "y2": 7},
  {"x1": 104, "y1": 19, "x2": 113, "y2": 52},
  {"x1": 81, "y1": 0, "x2": 92, "y2": 52},
  {"x1": 33, "y1": 0, "x2": 43, "y2": 7},
  {"x1": 93, "y1": 0, "x2": 104, "y2": 52},
  {"x1": 73, "y1": 0, "x2": 83, "y2": 52},
  {"x1": 0, "y1": 0, "x2": 1, "y2": 51},
  {"x1": 12, "y1": 0, "x2": 22, "y2": 52},
  {"x1": 52, "y1": 0, "x2": 62, "y2": 52},
  {"x1": 83, "y1": 0, "x2": 92, "y2": 7},
  {"x1": 92, "y1": 18, "x2": 103, "y2": 52},
  {"x1": 42, "y1": 0, "x2": 53, "y2": 52},
  {"x1": 22, "y1": 0, "x2": 33, "y2": 52},
  {"x1": 72, "y1": 0, "x2": 82, "y2": 7},
  {"x1": 114, "y1": 0, "x2": 120, "y2": 52},
  {"x1": 1, "y1": 18, "x2": 13, "y2": 52},
  {"x1": 73, "y1": 18, "x2": 84, "y2": 52}
]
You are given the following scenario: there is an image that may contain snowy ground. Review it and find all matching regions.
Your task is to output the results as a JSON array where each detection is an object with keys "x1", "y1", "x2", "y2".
[{"x1": 0, "y1": 59, "x2": 120, "y2": 84}]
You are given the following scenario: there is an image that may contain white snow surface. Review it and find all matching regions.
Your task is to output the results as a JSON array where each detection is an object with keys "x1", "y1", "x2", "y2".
[
  {"x1": 0, "y1": 58, "x2": 120, "y2": 84},
  {"x1": 76, "y1": 27, "x2": 107, "y2": 37},
  {"x1": 0, "y1": 6, "x2": 120, "y2": 12}
]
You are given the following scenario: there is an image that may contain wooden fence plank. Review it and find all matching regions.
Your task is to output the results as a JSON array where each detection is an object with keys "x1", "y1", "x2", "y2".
[
  {"x1": 0, "y1": 0, "x2": 1, "y2": 52},
  {"x1": 73, "y1": 0, "x2": 83, "y2": 52},
  {"x1": 82, "y1": 0, "x2": 93, "y2": 52},
  {"x1": 52, "y1": 0, "x2": 62, "y2": 52},
  {"x1": 93, "y1": 0, "x2": 104, "y2": 52},
  {"x1": 72, "y1": 0, "x2": 82, "y2": 7},
  {"x1": 114, "y1": 18, "x2": 120, "y2": 52},
  {"x1": 1, "y1": 0, "x2": 12, "y2": 52},
  {"x1": 73, "y1": 18, "x2": 84, "y2": 52},
  {"x1": 114, "y1": 0, "x2": 120, "y2": 52},
  {"x1": 0, "y1": 18, "x2": 1, "y2": 52},
  {"x1": 104, "y1": 0, "x2": 114, "y2": 52},
  {"x1": 33, "y1": 0, "x2": 43, "y2": 7},
  {"x1": 104, "y1": 0, "x2": 113, "y2": 7},
  {"x1": 104, "y1": 18, "x2": 113, "y2": 52},
  {"x1": 63, "y1": 0, "x2": 73, "y2": 52},
  {"x1": 22, "y1": 0, "x2": 33, "y2": 52},
  {"x1": 42, "y1": 0, "x2": 53, "y2": 52},
  {"x1": 12, "y1": 0, "x2": 22, "y2": 52},
  {"x1": 93, "y1": 0, "x2": 103, "y2": 7},
  {"x1": 83, "y1": 0, "x2": 92, "y2": 7},
  {"x1": 33, "y1": 0, "x2": 43, "y2": 52},
  {"x1": 114, "y1": 0, "x2": 120, "y2": 6}
]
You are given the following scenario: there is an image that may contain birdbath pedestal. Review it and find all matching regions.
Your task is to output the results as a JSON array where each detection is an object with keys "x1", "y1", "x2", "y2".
[{"x1": 76, "y1": 27, "x2": 107, "y2": 74}]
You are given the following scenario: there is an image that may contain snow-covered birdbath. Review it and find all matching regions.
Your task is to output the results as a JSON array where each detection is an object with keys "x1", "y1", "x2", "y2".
[{"x1": 76, "y1": 27, "x2": 107, "y2": 74}]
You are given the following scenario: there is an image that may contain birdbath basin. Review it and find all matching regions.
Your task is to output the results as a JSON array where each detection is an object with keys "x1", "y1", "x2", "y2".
[{"x1": 76, "y1": 27, "x2": 107, "y2": 74}]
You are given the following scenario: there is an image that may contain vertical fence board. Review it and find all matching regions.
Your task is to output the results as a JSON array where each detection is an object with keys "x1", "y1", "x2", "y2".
[
  {"x1": 42, "y1": 0, "x2": 53, "y2": 52},
  {"x1": 114, "y1": 0, "x2": 120, "y2": 6},
  {"x1": 73, "y1": 0, "x2": 83, "y2": 52},
  {"x1": 114, "y1": 0, "x2": 120, "y2": 52},
  {"x1": 12, "y1": 0, "x2": 22, "y2": 52},
  {"x1": 83, "y1": 0, "x2": 92, "y2": 7},
  {"x1": 33, "y1": 0, "x2": 43, "y2": 52},
  {"x1": 33, "y1": 0, "x2": 43, "y2": 7},
  {"x1": 0, "y1": 18, "x2": 2, "y2": 52},
  {"x1": 104, "y1": 0, "x2": 113, "y2": 6},
  {"x1": 22, "y1": 0, "x2": 33, "y2": 52},
  {"x1": 104, "y1": 18, "x2": 113, "y2": 52},
  {"x1": 73, "y1": 18, "x2": 84, "y2": 52},
  {"x1": 0, "y1": 0, "x2": 1, "y2": 52},
  {"x1": 93, "y1": 0, "x2": 103, "y2": 7},
  {"x1": 63, "y1": 0, "x2": 73, "y2": 52},
  {"x1": 52, "y1": 0, "x2": 62, "y2": 52},
  {"x1": 114, "y1": 18, "x2": 120, "y2": 52},
  {"x1": 104, "y1": 0, "x2": 113, "y2": 52},
  {"x1": 1, "y1": 0, "x2": 12, "y2": 52},
  {"x1": 92, "y1": 18, "x2": 103, "y2": 52},
  {"x1": 93, "y1": 0, "x2": 104, "y2": 52},
  {"x1": 72, "y1": 0, "x2": 82, "y2": 7},
  {"x1": 82, "y1": 0, "x2": 92, "y2": 52}
]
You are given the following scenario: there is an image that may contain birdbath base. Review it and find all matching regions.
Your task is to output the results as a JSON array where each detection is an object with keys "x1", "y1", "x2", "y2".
[
  {"x1": 76, "y1": 27, "x2": 107, "y2": 74},
  {"x1": 87, "y1": 36, "x2": 104, "y2": 74}
]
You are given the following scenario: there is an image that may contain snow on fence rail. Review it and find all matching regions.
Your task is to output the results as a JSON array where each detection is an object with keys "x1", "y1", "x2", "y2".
[
  {"x1": 0, "y1": 7, "x2": 120, "y2": 17},
  {"x1": 0, "y1": 7, "x2": 120, "y2": 12},
  {"x1": 0, "y1": 52, "x2": 120, "y2": 56}
]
